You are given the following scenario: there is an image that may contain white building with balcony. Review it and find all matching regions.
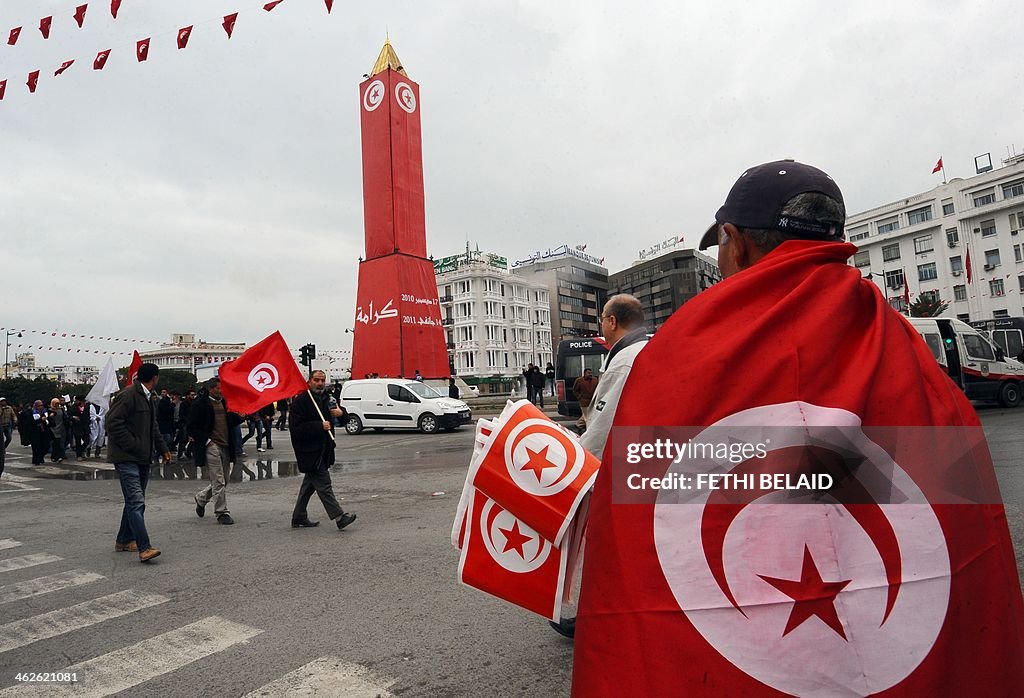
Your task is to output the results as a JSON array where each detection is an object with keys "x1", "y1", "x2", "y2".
[
  {"x1": 435, "y1": 248, "x2": 552, "y2": 392},
  {"x1": 847, "y1": 154, "x2": 1024, "y2": 322},
  {"x1": 140, "y1": 333, "x2": 247, "y2": 374}
]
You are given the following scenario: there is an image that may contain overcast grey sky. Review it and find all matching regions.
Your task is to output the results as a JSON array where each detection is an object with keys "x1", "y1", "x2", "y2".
[{"x1": 2, "y1": 0, "x2": 1021, "y2": 368}]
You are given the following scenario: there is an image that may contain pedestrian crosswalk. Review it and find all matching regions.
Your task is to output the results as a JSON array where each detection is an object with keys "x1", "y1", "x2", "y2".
[
  {"x1": 0, "y1": 539, "x2": 397, "y2": 696},
  {"x1": 0, "y1": 570, "x2": 105, "y2": 605}
]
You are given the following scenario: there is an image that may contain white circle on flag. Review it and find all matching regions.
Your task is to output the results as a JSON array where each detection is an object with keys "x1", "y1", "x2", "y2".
[
  {"x1": 395, "y1": 82, "x2": 417, "y2": 113},
  {"x1": 363, "y1": 80, "x2": 385, "y2": 112},
  {"x1": 247, "y1": 363, "x2": 280, "y2": 393},
  {"x1": 652, "y1": 402, "x2": 951, "y2": 697},
  {"x1": 503, "y1": 418, "x2": 584, "y2": 497},
  {"x1": 479, "y1": 498, "x2": 551, "y2": 573}
]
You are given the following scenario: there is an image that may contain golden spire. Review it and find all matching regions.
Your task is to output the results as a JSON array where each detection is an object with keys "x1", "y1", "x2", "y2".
[{"x1": 370, "y1": 39, "x2": 407, "y2": 77}]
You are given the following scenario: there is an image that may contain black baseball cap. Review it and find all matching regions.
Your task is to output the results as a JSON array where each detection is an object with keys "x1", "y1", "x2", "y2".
[{"x1": 698, "y1": 159, "x2": 845, "y2": 250}]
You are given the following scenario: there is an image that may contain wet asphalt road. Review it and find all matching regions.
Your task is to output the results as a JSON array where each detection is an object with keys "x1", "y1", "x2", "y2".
[{"x1": 0, "y1": 407, "x2": 1021, "y2": 696}]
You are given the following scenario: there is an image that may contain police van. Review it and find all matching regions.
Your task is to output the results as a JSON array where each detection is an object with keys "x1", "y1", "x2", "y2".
[{"x1": 907, "y1": 317, "x2": 1024, "y2": 407}]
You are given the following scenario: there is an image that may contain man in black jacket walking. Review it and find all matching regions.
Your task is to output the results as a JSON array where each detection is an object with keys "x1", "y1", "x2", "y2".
[
  {"x1": 106, "y1": 363, "x2": 171, "y2": 563},
  {"x1": 289, "y1": 370, "x2": 356, "y2": 530}
]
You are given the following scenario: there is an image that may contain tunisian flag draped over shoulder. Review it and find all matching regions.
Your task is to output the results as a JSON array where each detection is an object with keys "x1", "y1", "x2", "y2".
[
  {"x1": 573, "y1": 240, "x2": 1024, "y2": 696},
  {"x1": 218, "y1": 331, "x2": 307, "y2": 415}
]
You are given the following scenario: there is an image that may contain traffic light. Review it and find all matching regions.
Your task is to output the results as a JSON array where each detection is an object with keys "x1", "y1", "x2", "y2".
[
  {"x1": 307, "y1": 343, "x2": 316, "y2": 362},
  {"x1": 299, "y1": 344, "x2": 310, "y2": 366}
]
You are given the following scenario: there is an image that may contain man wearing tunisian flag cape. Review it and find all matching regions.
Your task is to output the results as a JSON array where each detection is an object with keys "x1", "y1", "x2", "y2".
[{"x1": 573, "y1": 161, "x2": 1024, "y2": 696}]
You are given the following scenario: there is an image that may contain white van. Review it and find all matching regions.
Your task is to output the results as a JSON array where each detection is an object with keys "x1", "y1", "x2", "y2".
[
  {"x1": 907, "y1": 317, "x2": 1024, "y2": 407},
  {"x1": 340, "y1": 379, "x2": 472, "y2": 434}
]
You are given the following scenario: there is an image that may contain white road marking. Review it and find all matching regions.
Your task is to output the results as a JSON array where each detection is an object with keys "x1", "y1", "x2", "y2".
[
  {"x1": 0, "y1": 473, "x2": 42, "y2": 492},
  {"x1": 0, "y1": 616, "x2": 262, "y2": 697},
  {"x1": 0, "y1": 553, "x2": 61, "y2": 574},
  {"x1": 242, "y1": 657, "x2": 396, "y2": 697},
  {"x1": 0, "y1": 589, "x2": 168, "y2": 654},
  {"x1": 0, "y1": 540, "x2": 22, "y2": 551},
  {"x1": 0, "y1": 570, "x2": 104, "y2": 605}
]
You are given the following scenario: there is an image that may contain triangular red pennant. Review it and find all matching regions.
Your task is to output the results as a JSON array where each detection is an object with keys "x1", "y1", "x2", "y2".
[
  {"x1": 110, "y1": 0, "x2": 122, "y2": 19},
  {"x1": 136, "y1": 37, "x2": 150, "y2": 62},
  {"x1": 39, "y1": 16, "x2": 52, "y2": 39},
  {"x1": 54, "y1": 60, "x2": 75, "y2": 76},
  {"x1": 264, "y1": 0, "x2": 285, "y2": 10},
  {"x1": 222, "y1": 12, "x2": 238, "y2": 38},
  {"x1": 7, "y1": 27, "x2": 21, "y2": 45},
  {"x1": 325, "y1": 0, "x2": 334, "y2": 13},
  {"x1": 27, "y1": 70, "x2": 40, "y2": 93},
  {"x1": 177, "y1": 25, "x2": 192, "y2": 50},
  {"x1": 74, "y1": 4, "x2": 88, "y2": 28},
  {"x1": 93, "y1": 49, "x2": 111, "y2": 70},
  {"x1": 0, "y1": 80, "x2": 6, "y2": 102}
]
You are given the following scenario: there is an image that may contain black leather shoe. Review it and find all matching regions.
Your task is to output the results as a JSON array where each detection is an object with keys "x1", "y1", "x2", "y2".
[
  {"x1": 336, "y1": 513, "x2": 357, "y2": 530},
  {"x1": 549, "y1": 617, "x2": 576, "y2": 639},
  {"x1": 292, "y1": 519, "x2": 320, "y2": 528},
  {"x1": 217, "y1": 513, "x2": 234, "y2": 525},
  {"x1": 194, "y1": 496, "x2": 205, "y2": 518}
]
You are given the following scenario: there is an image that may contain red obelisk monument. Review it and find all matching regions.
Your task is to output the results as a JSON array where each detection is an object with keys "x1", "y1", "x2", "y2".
[{"x1": 351, "y1": 41, "x2": 449, "y2": 379}]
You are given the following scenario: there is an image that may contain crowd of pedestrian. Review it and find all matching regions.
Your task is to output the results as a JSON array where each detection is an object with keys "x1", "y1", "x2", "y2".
[{"x1": 0, "y1": 394, "x2": 108, "y2": 467}]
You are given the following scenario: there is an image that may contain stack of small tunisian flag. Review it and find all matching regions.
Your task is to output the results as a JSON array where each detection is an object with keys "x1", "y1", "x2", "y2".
[{"x1": 452, "y1": 400, "x2": 599, "y2": 621}]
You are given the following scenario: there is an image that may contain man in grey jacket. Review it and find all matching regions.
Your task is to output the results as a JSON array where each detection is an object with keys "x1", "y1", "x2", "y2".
[
  {"x1": 552, "y1": 293, "x2": 649, "y2": 639},
  {"x1": 106, "y1": 363, "x2": 171, "y2": 563}
]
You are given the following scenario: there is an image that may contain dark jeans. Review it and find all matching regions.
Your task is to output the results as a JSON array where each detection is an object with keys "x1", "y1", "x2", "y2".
[
  {"x1": 292, "y1": 468, "x2": 344, "y2": 521},
  {"x1": 115, "y1": 462, "x2": 152, "y2": 552},
  {"x1": 1, "y1": 423, "x2": 12, "y2": 448},
  {"x1": 257, "y1": 420, "x2": 272, "y2": 449}
]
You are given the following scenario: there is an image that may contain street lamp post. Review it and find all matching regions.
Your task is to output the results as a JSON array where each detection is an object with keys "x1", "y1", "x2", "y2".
[{"x1": 5, "y1": 331, "x2": 22, "y2": 380}]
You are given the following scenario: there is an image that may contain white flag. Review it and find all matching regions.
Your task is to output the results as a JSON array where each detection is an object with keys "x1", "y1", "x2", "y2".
[{"x1": 86, "y1": 358, "x2": 120, "y2": 410}]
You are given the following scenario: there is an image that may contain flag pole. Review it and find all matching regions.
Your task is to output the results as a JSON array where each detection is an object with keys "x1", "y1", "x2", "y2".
[
  {"x1": 942, "y1": 163, "x2": 947, "y2": 185},
  {"x1": 307, "y1": 389, "x2": 336, "y2": 443}
]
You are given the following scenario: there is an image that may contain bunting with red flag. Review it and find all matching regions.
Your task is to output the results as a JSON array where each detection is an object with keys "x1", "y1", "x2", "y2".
[
  {"x1": 74, "y1": 4, "x2": 89, "y2": 29},
  {"x1": 177, "y1": 26, "x2": 192, "y2": 50},
  {"x1": 26, "y1": 70, "x2": 40, "y2": 93},
  {"x1": 54, "y1": 60, "x2": 75, "y2": 76},
  {"x1": 93, "y1": 49, "x2": 111, "y2": 70},
  {"x1": 217, "y1": 331, "x2": 307, "y2": 415},
  {"x1": 572, "y1": 240, "x2": 1024, "y2": 696},
  {"x1": 325, "y1": 0, "x2": 334, "y2": 14},
  {"x1": 110, "y1": 0, "x2": 122, "y2": 20},
  {"x1": 264, "y1": 1, "x2": 286, "y2": 11},
  {"x1": 0, "y1": 80, "x2": 6, "y2": 101},
  {"x1": 136, "y1": 37, "x2": 150, "y2": 62},
  {"x1": 222, "y1": 13, "x2": 238, "y2": 39},
  {"x1": 40, "y1": 17, "x2": 53, "y2": 39},
  {"x1": 8, "y1": 27, "x2": 21, "y2": 46}
]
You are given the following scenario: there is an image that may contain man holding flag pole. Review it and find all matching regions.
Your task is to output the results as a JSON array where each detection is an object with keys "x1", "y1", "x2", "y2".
[{"x1": 212, "y1": 331, "x2": 355, "y2": 531}]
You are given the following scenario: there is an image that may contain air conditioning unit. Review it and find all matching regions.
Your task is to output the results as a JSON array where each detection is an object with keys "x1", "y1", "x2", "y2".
[
  {"x1": 952, "y1": 271, "x2": 962, "y2": 277},
  {"x1": 974, "y1": 228, "x2": 981, "y2": 233},
  {"x1": 984, "y1": 263, "x2": 995, "y2": 271},
  {"x1": 1013, "y1": 230, "x2": 1020, "y2": 236}
]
